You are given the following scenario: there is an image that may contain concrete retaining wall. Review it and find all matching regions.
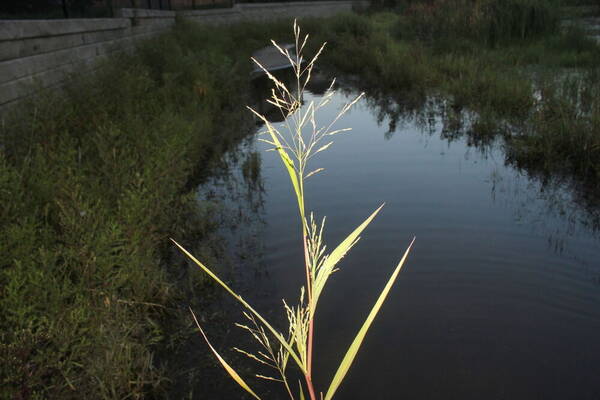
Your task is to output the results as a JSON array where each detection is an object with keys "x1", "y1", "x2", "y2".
[
  {"x1": 180, "y1": 1, "x2": 367, "y2": 25},
  {"x1": 0, "y1": 1, "x2": 367, "y2": 111},
  {"x1": 0, "y1": 9, "x2": 176, "y2": 110}
]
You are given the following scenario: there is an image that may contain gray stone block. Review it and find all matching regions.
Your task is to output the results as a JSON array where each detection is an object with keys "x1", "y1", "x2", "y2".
[
  {"x1": 0, "y1": 27, "x2": 137, "y2": 63},
  {"x1": 135, "y1": 18, "x2": 176, "y2": 28},
  {"x1": 0, "y1": 19, "x2": 130, "y2": 42},
  {"x1": 0, "y1": 38, "x2": 122, "y2": 85},
  {"x1": 115, "y1": 8, "x2": 176, "y2": 19},
  {"x1": 0, "y1": 61, "x2": 75, "y2": 105}
]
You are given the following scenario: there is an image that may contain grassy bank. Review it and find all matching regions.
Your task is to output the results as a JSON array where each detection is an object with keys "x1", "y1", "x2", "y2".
[{"x1": 0, "y1": 20, "x2": 291, "y2": 399}]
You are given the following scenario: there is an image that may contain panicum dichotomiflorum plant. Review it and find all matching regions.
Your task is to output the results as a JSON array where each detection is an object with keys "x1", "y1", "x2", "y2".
[{"x1": 173, "y1": 21, "x2": 415, "y2": 400}]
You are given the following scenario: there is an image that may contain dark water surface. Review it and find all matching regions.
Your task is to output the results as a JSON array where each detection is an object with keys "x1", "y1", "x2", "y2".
[{"x1": 199, "y1": 85, "x2": 600, "y2": 399}]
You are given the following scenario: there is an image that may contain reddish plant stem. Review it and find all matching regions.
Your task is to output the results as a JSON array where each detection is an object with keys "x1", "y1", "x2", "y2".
[
  {"x1": 303, "y1": 234, "x2": 314, "y2": 372},
  {"x1": 303, "y1": 233, "x2": 316, "y2": 399},
  {"x1": 305, "y1": 373, "x2": 318, "y2": 400},
  {"x1": 307, "y1": 316, "x2": 315, "y2": 387},
  {"x1": 303, "y1": 234, "x2": 312, "y2": 301}
]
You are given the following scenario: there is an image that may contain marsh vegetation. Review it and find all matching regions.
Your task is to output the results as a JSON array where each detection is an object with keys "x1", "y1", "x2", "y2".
[{"x1": 2, "y1": 1, "x2": 600, "y2": 398}]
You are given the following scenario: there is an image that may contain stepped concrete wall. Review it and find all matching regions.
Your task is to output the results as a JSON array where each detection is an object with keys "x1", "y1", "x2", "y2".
[
  {"x1": 180, "y1": 1, "x2": 366, "y2": 25},
  {"x1": 0, "y1": 1, "x2": 367, "y2": 112},
  {"x1": 0, "y1": 10, "x2": 176, "y2": 110}
]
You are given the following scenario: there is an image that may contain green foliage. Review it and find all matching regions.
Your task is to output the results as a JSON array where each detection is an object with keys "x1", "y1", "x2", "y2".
[
  {"x1": 0, "y1": 20, "x2": 292, "y2": 399},
  {"x1": 395, "y1": 0, "x2": 560, "y2": 47},
  {"x1": 435, "y1": 54, "x2": 534, "y2": 116}
]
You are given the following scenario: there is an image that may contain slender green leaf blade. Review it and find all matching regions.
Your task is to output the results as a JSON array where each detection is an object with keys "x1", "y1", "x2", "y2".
[
  {"x1": 190, "y1": 309, "x2": 262, "y2": 400},
  {"x1": 271, "y1": 133, "x2": 303, "y2": 214},
  {"x1": 299, "y1": 381, "x2": 306, "y2": 400},
  {"x1": 312, "y1": 204, "x2": 385, "y2": 310},
  {"x1": 278, "y1": 146, "x2": 302, "y2": 204},
  {"x1": 172, "y1": 239, "x2": 306, "y2": 374},
  {"x1": 246, "y1": 106, "x2": 301, "y2": 209},
  {"x1": 322, "y1": 204, "x2": 384, "y2": 272},
  {"x1": 324, "y1": 237, "x2": 415, "y2": 400}
]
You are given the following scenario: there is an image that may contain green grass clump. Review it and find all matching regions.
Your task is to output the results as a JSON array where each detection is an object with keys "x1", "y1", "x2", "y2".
[
  {"x1": 395, "y1": 0, "x2": 560, "y2": 47},
  {"x1": 303, "y1": 13, "x2": 432, "y2": 95},
  {"x1": 0, "y1": 19, "x2": 291, "y2": 399},
  {"x1": 435, "y1": 54, "x2": 534, "y2": 117},
  {"x1": 304, "y1": 12, "x2": 535, "y2": 117}
]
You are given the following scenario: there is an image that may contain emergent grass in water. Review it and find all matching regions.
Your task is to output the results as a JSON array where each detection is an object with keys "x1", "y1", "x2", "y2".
[
  {"x1": 301, "y1": 3, "x2": 600, "y2": 196},
  {"x1": 174, "y1": 22, "x2": 414, "y2": 400}
]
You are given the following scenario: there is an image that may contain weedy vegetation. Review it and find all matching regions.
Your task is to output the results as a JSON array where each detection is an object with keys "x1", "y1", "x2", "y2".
[
  {"x1": 174, "y1": 22, "x2": 415, "y2": 400},
  {"x1": 0, "y1": 19, "x2": 292, "y2": 399}
]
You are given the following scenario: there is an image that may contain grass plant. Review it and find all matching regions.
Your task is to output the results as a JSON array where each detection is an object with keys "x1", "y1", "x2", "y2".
[{"x1": 175, "y1": 21, "x2": 415, "y2": 400}]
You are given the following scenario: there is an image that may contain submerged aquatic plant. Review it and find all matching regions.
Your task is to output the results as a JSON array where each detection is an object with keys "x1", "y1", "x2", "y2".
[{"x1": 173, "y1": 21, "x2": 414, "y2": 400}]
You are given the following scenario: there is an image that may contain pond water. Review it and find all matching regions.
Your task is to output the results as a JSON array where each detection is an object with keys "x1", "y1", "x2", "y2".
[{"x1": 198, "y1": 80, "x2": 600, "y2": 399}]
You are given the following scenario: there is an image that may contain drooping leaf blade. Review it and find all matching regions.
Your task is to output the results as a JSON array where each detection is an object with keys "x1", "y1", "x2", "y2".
[
  {"x1": 172, "y1": 239, "x2": 306, "y2": 374},
  {"x1": 190, "y1": 309, "x2": 262, "y2": 400},
  {"x1": 247, "y1": 106, "x2": 303, "y2": 215},
  {"x1": 270, "y1": 134, "x2": 303, "y2": 215},
  {"x1": 324, "y1": 237, "x2": 415, "y2": 400}
]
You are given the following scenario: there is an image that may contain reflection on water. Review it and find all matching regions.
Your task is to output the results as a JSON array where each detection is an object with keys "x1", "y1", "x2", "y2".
[
  {"x1": 165, "y1": 136, "x2": 273, "y2": 400},
  {"x1": 196, "y1": 76, "x2": 600, "y2": 399},
  {"x1": 360, "y1": 82, "x2": 600, "y2": 237},
  {"x1": 199, "y1": 139, "x2": 267, "y2": 282}
]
